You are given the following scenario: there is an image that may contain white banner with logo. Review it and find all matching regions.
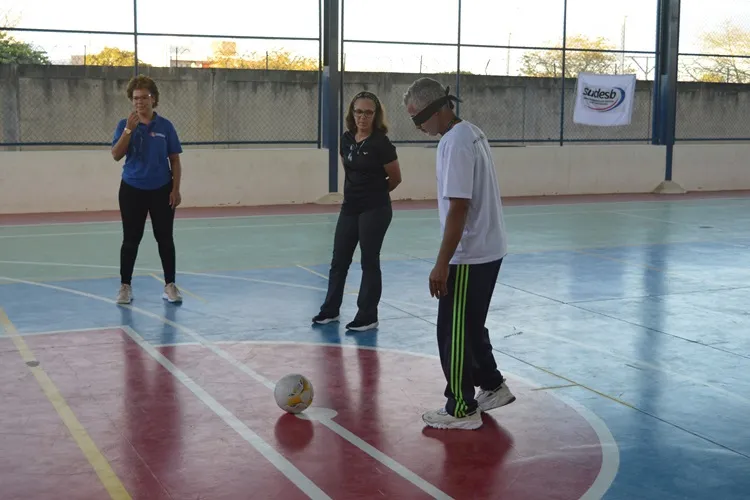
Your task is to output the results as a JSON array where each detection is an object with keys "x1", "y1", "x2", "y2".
[{"x1": 573, "y1": 72, "x2": 636, "y2": 126}]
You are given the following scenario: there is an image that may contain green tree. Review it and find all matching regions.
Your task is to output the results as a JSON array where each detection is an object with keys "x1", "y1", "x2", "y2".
[
  {"x1": 682, "y1": 21, "x2": 750, "y2": 83},
  {"x1": 85, "y1": 47, "x2": 149, "y2": 67},
  {"x1": 207, "y1": 41, "x2": 318, "y2": 70},
  {"x1": 0, "y1": 10, "x2": 48, "y2": 64},
  {"x1": 0, "y1": 31, "x2": 48, "y2": 64},
  {"x1": 520, "y1": 35, "x2": 633, "y2": 78}
]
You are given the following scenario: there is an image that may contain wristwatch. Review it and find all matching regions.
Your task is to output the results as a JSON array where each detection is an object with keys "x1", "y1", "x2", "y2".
[{"x1": 124, "y1": 128, "x2": 132, "y2": 135}]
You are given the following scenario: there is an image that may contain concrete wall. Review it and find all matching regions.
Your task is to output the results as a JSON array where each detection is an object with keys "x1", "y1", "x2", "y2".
[
  {"x1": 1, "y1": 143, "x2": 749, "y2": 214},
  {"x1": 2, "y1": 64, "x2": 749, "y2": 146},
  {"x1": 1, "y1": 65, "x2": 748, "y2": 215}
]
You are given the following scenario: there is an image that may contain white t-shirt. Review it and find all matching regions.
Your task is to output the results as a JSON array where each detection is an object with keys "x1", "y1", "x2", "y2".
[{"x1": 436, "y1": 120, "x2": 508, "y2": 265}]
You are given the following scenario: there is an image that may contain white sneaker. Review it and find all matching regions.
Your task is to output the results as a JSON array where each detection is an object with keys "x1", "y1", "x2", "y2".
[
  {"x1": 422, "y1": 407, "x2": 483, "y2": 430},
  {"x1": 116, "y1": 284, "x2": 133, "y2": 304},
  {"x1": 162, "y1": 283, "x2": 183, "y2": 303},
  {"x1": 476, "y1": 382, "x2": 516, "y2": 412}
]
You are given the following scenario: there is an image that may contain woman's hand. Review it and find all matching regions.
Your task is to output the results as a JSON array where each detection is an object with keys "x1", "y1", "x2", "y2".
[
  {"x1": 169, "y1": 189, "x2": 182, "y2": 208},
  {"x1": 126, "y1": 111, "x2": 139, "y2": 130}
]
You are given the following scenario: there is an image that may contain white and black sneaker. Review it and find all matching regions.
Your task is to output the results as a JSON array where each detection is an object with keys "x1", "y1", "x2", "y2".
[
  {"x1": 476, "y1": 382, "x2": 516, "y2": 412},
  {"x1": 345, "y1": 318, "x2": 378, "y2": 332},
  {"x1": 422, "y1": 407, "x2": 483, "y2": 430},
  {"x1": 312, "y1": 312, "x2": 339, "y2": 325}
]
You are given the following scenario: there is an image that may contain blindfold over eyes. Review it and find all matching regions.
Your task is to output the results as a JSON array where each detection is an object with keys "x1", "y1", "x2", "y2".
[{"x1": 411, "y1": 86, "x2": 462, "y2": 126}]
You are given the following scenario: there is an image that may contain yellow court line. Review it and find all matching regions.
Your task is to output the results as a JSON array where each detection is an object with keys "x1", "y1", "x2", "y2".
[
  {"x1": 502, "y1": 352, "x2": 639, "y2": 411},
  {"x1": 148, "y1": 273, "x2": 207, "y2": 302},
  {"x1": 295, "y1": 264, "x2": 360, "y2": 296},
  {"x1": 0, "y1": 272, "x2": 154, "y2": 287},
  {"x1": 530, "y1": 383, "x2": 580, "y2": 391},
  {"x1": 0, "y1": 308, "x2": 132, "y2": 500},
  {"x1": 295, "y1": 264, "x2": 328, "y2": 281}
]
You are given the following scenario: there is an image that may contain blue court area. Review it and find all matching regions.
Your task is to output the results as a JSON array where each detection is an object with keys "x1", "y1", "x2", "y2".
[{"x1": 2, "y1": 196, "x2": 750, "y2": 499}]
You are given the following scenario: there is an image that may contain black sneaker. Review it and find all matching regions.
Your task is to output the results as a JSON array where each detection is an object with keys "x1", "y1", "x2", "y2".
[
  {"x1": 312, "y1": 312, "x2": 339, "y2": 324},
  {"x1": 345, "y1": 318, "x2": 379, "y2": 331}
]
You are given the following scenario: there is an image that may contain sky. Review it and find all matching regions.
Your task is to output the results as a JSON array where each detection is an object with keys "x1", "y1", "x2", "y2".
[{"x1": 1, "y1": 0, "x2": 748, "y2": 78}]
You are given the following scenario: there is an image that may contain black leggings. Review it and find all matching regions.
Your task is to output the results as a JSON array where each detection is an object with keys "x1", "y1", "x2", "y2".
[
  {"x1": 118, "y1": 180, "x2": 176, "y2": 285},
  {"x1": 320, "y1": 203, "x2": 393, "y2": 321}
]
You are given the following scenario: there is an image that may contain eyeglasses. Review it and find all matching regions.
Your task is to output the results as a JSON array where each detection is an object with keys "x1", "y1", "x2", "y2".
[
  {"x1": 354, "y1": 109, "x2": 374, "y2": 117},
  {"x1": 132, "y1": 94, "x2": 152, "y2": 102}
]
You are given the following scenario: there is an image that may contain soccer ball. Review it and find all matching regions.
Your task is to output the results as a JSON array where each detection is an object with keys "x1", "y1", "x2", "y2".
[{"x1": 274, "y1": 373, "x2": 314, "y2": 414}]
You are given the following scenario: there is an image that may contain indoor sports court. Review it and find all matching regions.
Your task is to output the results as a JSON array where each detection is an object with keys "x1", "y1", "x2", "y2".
[
  {"x1": 3, "y1": 0, "x2": 750, "y2": 498},
  {"x1": 1, "y1": 193, "x2": 750, "y2": 499}
]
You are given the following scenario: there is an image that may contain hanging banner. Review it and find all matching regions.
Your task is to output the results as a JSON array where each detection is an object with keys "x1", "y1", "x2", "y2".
[{"x1": 573, "y1": 72, "x2": 636, "y2": 126}]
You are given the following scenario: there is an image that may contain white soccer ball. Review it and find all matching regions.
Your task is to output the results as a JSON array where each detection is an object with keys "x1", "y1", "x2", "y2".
[{"x1": 274, "y1": 373, "x2": 314, "y2": 414}]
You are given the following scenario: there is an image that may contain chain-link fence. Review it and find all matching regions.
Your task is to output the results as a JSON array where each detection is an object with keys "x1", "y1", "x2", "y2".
[
  {"x1": 2, "y1": 64, "x2": 321, "y2": 146},
  {"x1": 0, "y1": 1, "x2": 323, "y2": 147},
  {"x1": 340, "y1": 0, "x2": 749, "y2": 145},
  {"x1": 340, "y1": 0, "x2": 658, "y2": 145},
  {"x1": 676, "y1": 0, "x2": 750, "y2": 140},
  {"x1": 1, "y1": 0, "x2": 749, "y2": 147}
]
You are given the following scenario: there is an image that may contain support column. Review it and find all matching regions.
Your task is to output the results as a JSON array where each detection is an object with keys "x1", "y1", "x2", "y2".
[
  {"x1": 318, "y1": 0, "x2": 342, "y2": 203},
  {"x1": 455, "y1": 0, "x2": 462, "y2": 115},
  {"x1": 133, "y1": 0, "x2": 139, "y2": 75},
  {"x1": 653, "y1": 0, "x2": 686, "y2": 194}
]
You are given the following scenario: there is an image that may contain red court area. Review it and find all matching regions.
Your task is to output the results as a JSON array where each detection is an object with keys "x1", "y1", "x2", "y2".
[{"x1": 0, "y1": 328, "x2": 615, "y2": 499}]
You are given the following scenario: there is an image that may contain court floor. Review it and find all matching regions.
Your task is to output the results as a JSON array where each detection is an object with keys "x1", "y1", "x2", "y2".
[{"x1": 1, "y1": 193, "x2": 750, "y2": 499}]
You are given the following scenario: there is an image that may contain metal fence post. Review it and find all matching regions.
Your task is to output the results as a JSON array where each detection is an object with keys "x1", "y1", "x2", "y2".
[
  {"x1": 559, "y1": 0, "x2": 568, "y2": 146},
  {"x1": 339, "y1": 0, "x2": 345, "y2": 141},
  {"x1": 317, "y1": 1, "x2": 323, "y2": 149},
  {"x1": 321, "y1": 0, "x2": 340, "y2": 193},
  {"x1": 455, "y1": 0, "x2": 462, "y2": 115},
  {"x1": 133, "y1": 0, "x2": 139, "y2": 75},
  {"x1": 651, "y1": 0, "x2": 663, "y2": 145},
  {"x1": 654, "y1": 0, "x2": 681, "y2": 181}
]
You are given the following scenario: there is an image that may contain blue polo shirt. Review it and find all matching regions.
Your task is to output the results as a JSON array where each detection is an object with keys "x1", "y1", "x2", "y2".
[{"x1": 112, "y1": 113, "x2": 182, "y2": 190}]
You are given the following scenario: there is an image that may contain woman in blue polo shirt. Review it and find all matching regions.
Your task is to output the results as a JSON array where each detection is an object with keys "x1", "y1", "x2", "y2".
[{"x1": 111, "y1": 75, "x2": 183, "y2": 305}]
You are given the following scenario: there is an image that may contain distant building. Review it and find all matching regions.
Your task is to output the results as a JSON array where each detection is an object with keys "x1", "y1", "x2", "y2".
[{"x1": 169, "y1": 59, "x2": 212, "y2": 68}]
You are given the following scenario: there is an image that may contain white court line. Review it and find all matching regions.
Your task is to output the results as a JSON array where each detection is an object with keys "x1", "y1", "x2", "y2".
[
  {"x1": 0, "y1": 260, "x2": 140, "y2": 271},
  {"x1": 118, "y1": 326, "x2": 331, "y2": 500},
  {"x1": 0, "y1": 211, "x2": 361, "y2": 229},
  {"x1": 610, "y1": 210, "x2": 734, "y2": 231},
  {"x1": 0, "y1": 209, "x2": 418, "y2": 229},
  {"x1": 0, "y1": 217, "x2": 436, "y2": 240},
  {"x1": 153, "y1": 339, "x2": 621, "y2": 500},
  {"x1": 0, "y1": 295, "x2": 329, "y2": 499},
  {"x1": 295, "y1": 264, "x2": 435, "y2": 313},
  {"x1": 150, "y1": 254, "x2": 750, "y2": 405},
  {"x1": 179, "y1": 269, "x2": 330, "y2": 293},
  {"x1": 0, "y1": 259, "x2": 431, "y2": 312},
  {"x1": 0, "y1": 220, "x2": 352, "y2": 240},
  {"x1": 493, "y1": 321, "x2": 750, "y2": 408},
  {"x1": 0, "y1": 260, "x2": 333, "y2": 293},
  {"x1": 0, "y1": 221, "x2": 335, "y2": 240},
  {"x1": 5, "y1": 259, "x2": 749, "y2": 404},
  {"x1": 3, "y1": 195, "x2": 750, "y2": 230},
  {"x1": 6, "y1": 202, "x2": 750, "y2": 239},
  {"x1": 0, "y1": 276, "x2": 454, "y2": 500}
]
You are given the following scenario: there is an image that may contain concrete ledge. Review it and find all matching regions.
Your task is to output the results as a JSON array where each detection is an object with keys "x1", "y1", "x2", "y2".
[
  {"x1": 653, "y1": 180, "x2": 687, "y2": 194},
  {"x1": 1, "y1": 144, "x2": 748, "y2": 214},
  {"x1": 315, "y1": 193, "x2": 344, "y2": 204}
]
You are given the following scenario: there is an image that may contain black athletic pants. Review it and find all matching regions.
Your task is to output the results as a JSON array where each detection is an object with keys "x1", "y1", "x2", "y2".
[
  {"x1": 438, "y1": 258, "x2": 506, "y2": 418},
  {"x1": 118, "y1": 180, "x2": 176, "y2": 285},
  {"x1": 319, "y1": 203, "x2": 393, "y2": 321}
]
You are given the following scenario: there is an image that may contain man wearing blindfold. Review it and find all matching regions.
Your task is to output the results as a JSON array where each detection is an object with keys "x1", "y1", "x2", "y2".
[{"x1": 403, "y1": 77, "x2": 516, "y2": 430}]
